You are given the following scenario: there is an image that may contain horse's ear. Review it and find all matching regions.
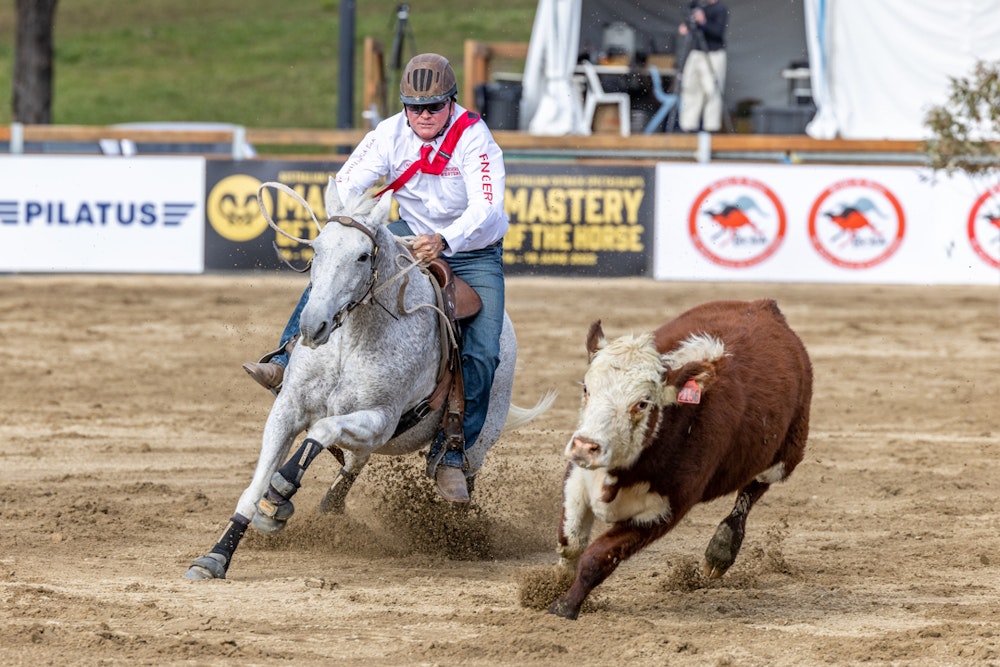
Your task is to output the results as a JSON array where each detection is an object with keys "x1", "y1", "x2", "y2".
[
  {"x1": 325, "y1": 176, "x2": 343, "y2": 218},
  {"x1": 371, "y1": 190, "x2": 393, "y2": 225}
]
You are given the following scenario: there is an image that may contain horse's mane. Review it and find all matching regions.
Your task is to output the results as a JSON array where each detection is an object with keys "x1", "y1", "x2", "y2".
[{"x1": 340, "y1": 190, "x2": 385, "y2": 222}]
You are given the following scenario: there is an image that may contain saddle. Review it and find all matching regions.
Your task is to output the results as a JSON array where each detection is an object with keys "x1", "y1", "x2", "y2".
[{"x1": 392, "y1": 259, "x2": 481, "y2": 452}]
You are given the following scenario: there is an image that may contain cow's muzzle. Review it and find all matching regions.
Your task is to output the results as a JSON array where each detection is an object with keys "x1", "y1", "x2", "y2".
[{"x1": 566, "y1": 435, "x2": 604, "y2": 469}]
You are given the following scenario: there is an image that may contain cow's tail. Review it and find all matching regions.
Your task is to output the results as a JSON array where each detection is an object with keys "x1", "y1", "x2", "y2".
[{"x1": 504, "y1": 389, "x2": 558, "y2": 431}]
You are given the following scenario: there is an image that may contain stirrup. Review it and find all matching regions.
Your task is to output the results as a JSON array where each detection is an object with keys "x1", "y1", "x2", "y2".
[{"x1": 425, "y1": 431, "x2": 468, "y2": 478}]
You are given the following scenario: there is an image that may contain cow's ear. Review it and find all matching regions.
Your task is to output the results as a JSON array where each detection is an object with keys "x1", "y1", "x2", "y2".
[
  {"x1": 586, "y1": 320, "x2": 606, "y2": 361},
  {"x1": 662, "y1": 360, "x2": 715, "y2": 404}
]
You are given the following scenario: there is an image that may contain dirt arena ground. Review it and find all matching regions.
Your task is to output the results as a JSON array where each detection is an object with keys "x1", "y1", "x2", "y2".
[{"x1": 1, "y1": 274, "x2": 998, "y2": 666}]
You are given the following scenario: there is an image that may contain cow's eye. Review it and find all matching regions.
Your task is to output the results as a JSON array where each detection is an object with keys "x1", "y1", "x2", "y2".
[
  {"x1": 580, "y1": 383, "x2": 588, "y2": 400},
  {"x1": 633, "y1": 400, "x2": 651, "y2": 414}
]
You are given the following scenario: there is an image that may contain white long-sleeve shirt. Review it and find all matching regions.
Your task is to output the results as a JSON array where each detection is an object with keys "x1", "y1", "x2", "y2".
[{"x1": 335, "y1": 103, "x2": 509, "y2": 255}]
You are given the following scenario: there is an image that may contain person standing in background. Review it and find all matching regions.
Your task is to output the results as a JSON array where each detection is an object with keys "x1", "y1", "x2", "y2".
[{"x1": 677, "y1": 0, "x2": 729, "y2": 132}]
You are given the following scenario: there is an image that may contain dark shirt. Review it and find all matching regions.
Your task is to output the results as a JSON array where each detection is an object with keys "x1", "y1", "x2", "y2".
[{"x1": 694, "y1": 1, "x2": 728, "y2": 52}]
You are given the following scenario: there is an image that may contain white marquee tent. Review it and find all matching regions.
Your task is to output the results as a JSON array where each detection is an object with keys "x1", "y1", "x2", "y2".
[{"x1": 520, "y1": 0, "x2": 1000, "y2": 140}]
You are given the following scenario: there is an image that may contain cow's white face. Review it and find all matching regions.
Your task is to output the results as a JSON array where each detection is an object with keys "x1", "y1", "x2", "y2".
[
  {"x1": 565, "y1": 332, "x2": 669, "y2": 471},
  {"x1": 565, "y1": 329, "x2": 726, "y2": 472}
]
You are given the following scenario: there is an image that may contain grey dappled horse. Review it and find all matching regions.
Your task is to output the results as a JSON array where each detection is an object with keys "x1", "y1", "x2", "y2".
[{"x1": 185, "y1": 178, "x2": 553, "y2": 580}]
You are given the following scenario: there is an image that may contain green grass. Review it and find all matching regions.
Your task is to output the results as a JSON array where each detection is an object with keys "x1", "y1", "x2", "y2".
[{"x1": 0, "y1": 0, "x2": 537, "y2": 128}]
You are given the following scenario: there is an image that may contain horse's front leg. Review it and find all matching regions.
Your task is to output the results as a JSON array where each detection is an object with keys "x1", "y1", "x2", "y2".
[
  {"x1": 307, "y1": 408, "x2": 395, "y2": 514},
  {"x1": 184, "y1": 406, "x2": 303, "y2": 580}
]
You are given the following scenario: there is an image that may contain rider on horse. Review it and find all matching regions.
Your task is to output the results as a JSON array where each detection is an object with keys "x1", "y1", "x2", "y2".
[{"x1": 243, "y1": 53, "x2": 509, "y2": 504}]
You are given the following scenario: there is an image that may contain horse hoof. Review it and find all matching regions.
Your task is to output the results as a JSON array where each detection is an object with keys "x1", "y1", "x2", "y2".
[
  {"x1": 318, "y1": 490, "x2": 346, "y2": 515},
  {"x1": 184, "y1": 553, "x2": 227, "y2": 580},
  {"x1": 256, "y1": 495, "x2": 295, "y2": 521},
  {"x1": 252, "y1": 512, "x2": 289, "y2": 534},
  {"x1": 318, "y1": 469, "x2": 358, "y2": 515}
]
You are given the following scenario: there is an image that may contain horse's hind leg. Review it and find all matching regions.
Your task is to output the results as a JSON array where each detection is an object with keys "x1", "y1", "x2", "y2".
[
  {"x1": 318, "y1": 449, "x2": 369, "y2": 514},
  {"x1": 703, "y1": 477, "x2": 772, "y2": 579}
]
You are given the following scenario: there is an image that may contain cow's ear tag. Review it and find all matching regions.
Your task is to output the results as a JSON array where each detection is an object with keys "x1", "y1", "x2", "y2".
[{"x1": 677, "y1": 378, "x2": 701, "y2": 404}]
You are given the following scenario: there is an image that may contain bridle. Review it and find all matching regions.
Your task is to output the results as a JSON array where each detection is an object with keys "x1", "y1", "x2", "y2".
[
  {"x1": 255, "y1": 181, "x2": 431, "y2": 333},
  {"x1": 324, "y1": 214, "x2": 380, "y2": 333}
]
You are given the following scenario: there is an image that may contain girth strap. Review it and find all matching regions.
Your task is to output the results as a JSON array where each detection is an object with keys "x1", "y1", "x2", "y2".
[{"x1": 391, "y1": 261, "x2": 478, "y2": 440}]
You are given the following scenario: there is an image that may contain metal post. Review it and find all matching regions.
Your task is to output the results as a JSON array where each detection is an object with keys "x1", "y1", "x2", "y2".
[
  {"x1": 232, "y1": 125, "x2": 248, "y2": 160},
  {"x1": 696, "y1": 130, "x2": 712, "y2": 163},
  {"x1": 337, "y1": 0, "x2": 356, "y2": 132},
  {"x1": 11, "y1": 122, "x2": 24, "y2": 154}
]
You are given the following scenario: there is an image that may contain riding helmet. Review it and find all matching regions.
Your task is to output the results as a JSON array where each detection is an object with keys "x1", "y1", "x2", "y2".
[{"x1": 399, "y1": 53, "x2": 458, "y2": 105}]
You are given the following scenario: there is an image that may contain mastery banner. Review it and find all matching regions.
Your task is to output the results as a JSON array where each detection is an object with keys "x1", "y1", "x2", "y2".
[{"x1": 502, "y1": 164, "x2": 654, "y2": 277}]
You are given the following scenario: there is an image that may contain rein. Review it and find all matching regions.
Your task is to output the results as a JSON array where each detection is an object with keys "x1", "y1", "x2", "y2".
[{"x1": 255, "y1": 181, "x2": 448, "y2": 334}]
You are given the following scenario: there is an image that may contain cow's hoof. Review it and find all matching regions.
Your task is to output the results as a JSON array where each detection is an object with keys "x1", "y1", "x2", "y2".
[
  {"x1": 703, "y1": 522, "x2": 743, "y2": 579},
  {"x1": 184, "y1": 553, "x2": 227, "y2": 580},
  {"x1": 547, "y1": 597, "x2": 581, "y2": 620}
]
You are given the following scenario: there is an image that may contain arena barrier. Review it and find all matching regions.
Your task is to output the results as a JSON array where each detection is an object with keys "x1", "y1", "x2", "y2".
[{"x1": 1, "y1": 155, "x2": 996, "y2": 284}]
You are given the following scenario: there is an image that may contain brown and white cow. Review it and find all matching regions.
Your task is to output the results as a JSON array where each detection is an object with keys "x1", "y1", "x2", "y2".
[{"x1": 549, "y1": 299, "x2": 812, "y2": 620}]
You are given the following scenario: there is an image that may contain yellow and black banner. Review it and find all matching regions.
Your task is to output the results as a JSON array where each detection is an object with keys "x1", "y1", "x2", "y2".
[
  {"x1": 503, "y1": 164, "x2": 653, "y2": 276},
  {"x1": 205, "y1": 161, "x2": 652, "y2": 276},
  {"x1": 205, "y1": 161, "x2": 345, "y2": 271}
]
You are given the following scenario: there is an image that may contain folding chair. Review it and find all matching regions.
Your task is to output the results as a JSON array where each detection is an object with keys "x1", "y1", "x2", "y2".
[
  {"x1": 643, "y1": 65, "x2": 678, "y2": 134},
  {"x1": 580, "y1": 60, "x2": 631, "y2": 137}
]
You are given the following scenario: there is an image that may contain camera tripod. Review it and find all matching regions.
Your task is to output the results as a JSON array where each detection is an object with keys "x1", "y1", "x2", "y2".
[
  {"x1": 666, "y1": 10, "x2": 733, "y2": 133},
  {"x1": 389, "y1": 4, "x2": 417, "y2": 86},
  {"x1": 364, "y1": 4, "x2": 417, "y2": 127}
]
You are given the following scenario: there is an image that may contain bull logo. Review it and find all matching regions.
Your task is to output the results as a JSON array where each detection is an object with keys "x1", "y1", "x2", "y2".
[
  {"x1": 218, "y1": 192, "x2": 258, "y2": 227},
  {"x1": 688, "y1": 177, "x2": 787, "y2": 268},
  {"x1": 808, "y1": 179, "x2": 905, "y2": 270},
  {"x1": 207, "y1": 174, "x2": 271, "y2": 242}
]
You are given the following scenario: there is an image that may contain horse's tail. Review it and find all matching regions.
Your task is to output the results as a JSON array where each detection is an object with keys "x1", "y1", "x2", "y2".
[{"x1": 503, "y1": 389, "x2": 558, "y2": 431}]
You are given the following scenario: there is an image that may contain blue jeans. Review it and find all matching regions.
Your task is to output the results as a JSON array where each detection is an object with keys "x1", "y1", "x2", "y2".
[
  {"x1": 273, "y1": 221, "x2": 505, "y2": 464},
  {"x1": 273, "y1": 286, "x2": 310, "y2": 369}
]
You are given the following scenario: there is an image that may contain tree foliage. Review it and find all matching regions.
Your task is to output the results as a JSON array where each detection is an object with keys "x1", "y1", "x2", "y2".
[{"x1": 923, "y1": 59, "x2": 1000, "y2": 177}]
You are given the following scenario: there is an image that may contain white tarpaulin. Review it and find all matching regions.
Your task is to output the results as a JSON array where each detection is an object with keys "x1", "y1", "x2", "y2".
[
  {"x1": 806, "y1": 0, "x2": 1000, "y2": 139},
  {"x1": 521, "y1": 0, "x2": 586, "y2": 135},
  {"x1": 522, "y1": 0, "x2": 1000, "y2": 139}
]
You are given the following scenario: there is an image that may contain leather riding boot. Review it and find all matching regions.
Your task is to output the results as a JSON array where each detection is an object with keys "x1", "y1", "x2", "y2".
[
  {"x1": 242, "y1": 361, "x2": 284, "y2": 392},
  {"x1": 435, "y1": 465, "x2": 470, "y2": 503}
]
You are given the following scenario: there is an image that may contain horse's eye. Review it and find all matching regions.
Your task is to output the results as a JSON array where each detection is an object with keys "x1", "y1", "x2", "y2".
[{"x1": 358, "y1": 252, "x2": 371, "y2": 263}]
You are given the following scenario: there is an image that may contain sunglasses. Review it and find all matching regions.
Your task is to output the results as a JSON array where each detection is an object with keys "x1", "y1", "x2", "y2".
[{"x1": 404, "y1": 101, "x2": 450, "y2": 115}]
